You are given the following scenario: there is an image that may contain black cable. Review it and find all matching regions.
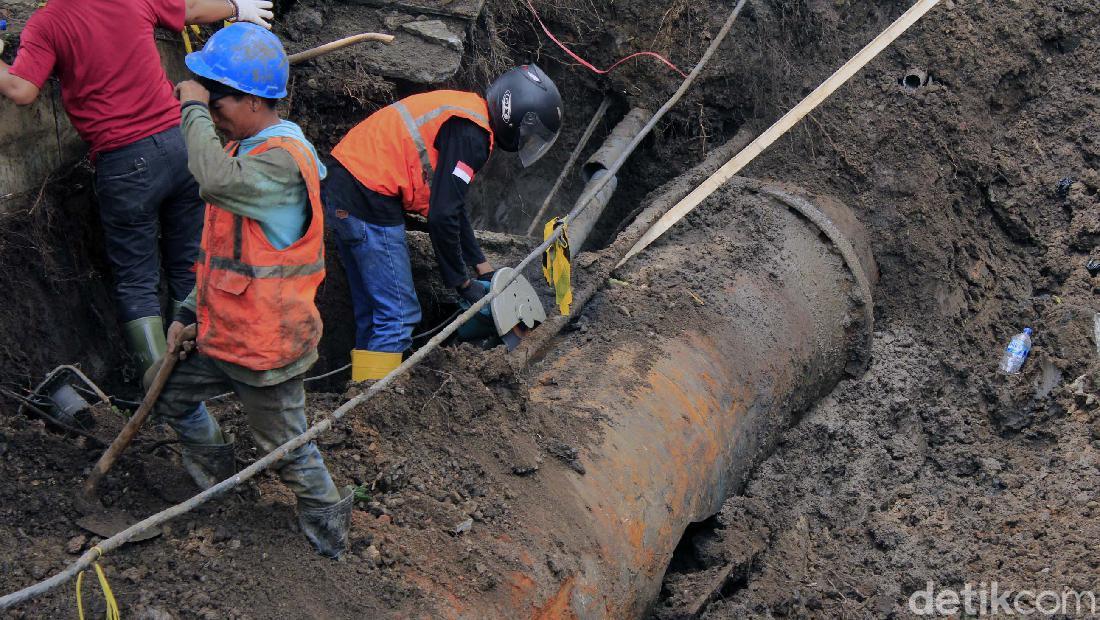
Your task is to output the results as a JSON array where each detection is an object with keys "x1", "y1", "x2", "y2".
[{"x1": 412, "y1": 308, "x2": 463, "y2": 342}]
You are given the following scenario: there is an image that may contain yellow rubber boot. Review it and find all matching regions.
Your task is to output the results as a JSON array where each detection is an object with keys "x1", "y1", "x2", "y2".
[{"x1": 351, "y1": 350, "x2": 402, "y2": 382}]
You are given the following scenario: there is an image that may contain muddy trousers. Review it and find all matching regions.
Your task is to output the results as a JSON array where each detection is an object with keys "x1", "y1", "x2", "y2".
[
  {"x1": 321, "y1": 165, "x2": 421, "y2": 353},
  {"x1": 153, "y1": 352, "x2": 341, "y2": 507}
]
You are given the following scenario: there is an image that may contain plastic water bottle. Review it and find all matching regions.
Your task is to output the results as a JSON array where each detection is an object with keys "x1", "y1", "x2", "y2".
[{"x1": 999, "y1": 327, "x2": 1033, "y2": 375}]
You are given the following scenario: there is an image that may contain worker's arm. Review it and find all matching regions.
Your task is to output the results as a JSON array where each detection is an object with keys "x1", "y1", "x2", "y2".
[
  {"x1": 426, "y1": 118, "x2": 492, "y2": 289},
  {"x1": 174, "y1": 286, "x2": 199, "y2": 325},
  {"x1": 0, "y1": 16, "x2": 52, "y2": 106},
  {"x1": 460, "y1": 215, "x2": 493, "y2": 277},
  {"x1": 183, "y1": 0, "x2": 274, "y2": 28},
  {"x1": 179, "y1": 101, "x2": 301, "y2": 223},
  {"x1": 183, "y1": 0, "x2": 235, "y2": 25},
  {"x1": 0, "y1": 63, "x2": 39, "y2": 105}
]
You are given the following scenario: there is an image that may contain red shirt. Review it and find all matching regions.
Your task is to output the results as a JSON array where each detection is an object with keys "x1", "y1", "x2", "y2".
[{"x1": 10, "y1": 0, "x2": 185, "y2": 156}]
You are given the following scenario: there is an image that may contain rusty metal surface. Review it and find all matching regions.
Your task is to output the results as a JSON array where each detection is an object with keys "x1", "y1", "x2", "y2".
[
  {"x1": 538, "y1": 185, "x2": 871, "y2": 617},
  {"x1": 411, "y1": 183, "x2": 874, "y2": 618}
]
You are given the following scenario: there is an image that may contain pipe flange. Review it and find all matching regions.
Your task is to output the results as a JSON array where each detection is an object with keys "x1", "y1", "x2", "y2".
[{"x1": 748, "y1": 182, "x2": 876, "y2": 373}]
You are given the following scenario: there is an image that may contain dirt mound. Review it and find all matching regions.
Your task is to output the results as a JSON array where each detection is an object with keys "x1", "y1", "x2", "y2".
[
  {"x1": 658, "y1": 325, "x2": 1100, "y2": 617},
  {"x1": 0, "y1": 341, "x2": 596, "y2": 617},
  {"x1": 652, "y1": 0, "x2": 1100, "y2": 616}
]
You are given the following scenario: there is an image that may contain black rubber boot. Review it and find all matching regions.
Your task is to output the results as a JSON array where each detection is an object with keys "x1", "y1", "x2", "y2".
[
  {"x1": 181, "y1": 441, "x2": 236, "y2": 490},
  {"x1": 298, "y1": 491, "x2": 354, "y2": 559}
]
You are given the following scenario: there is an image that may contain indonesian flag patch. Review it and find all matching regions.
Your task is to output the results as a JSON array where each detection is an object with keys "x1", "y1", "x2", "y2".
[{"x1": 452, "y1": 161, "x2": 475, "y2": 184}]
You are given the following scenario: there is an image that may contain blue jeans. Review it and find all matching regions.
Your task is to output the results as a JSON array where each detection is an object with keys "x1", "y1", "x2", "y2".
[
  {"x1": 328, "y1": 212, "x2": 422, "y2": 352},
  {"x1": 93, "y1": 126, "x2": 204, "y2": 321}
]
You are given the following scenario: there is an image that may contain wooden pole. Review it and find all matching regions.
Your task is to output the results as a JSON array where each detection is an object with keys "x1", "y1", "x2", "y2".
[
  {"x1": 77, "y1": 353, "x2": 179, "y2": 508},
  {"x1": 288, "y1": 32, "x2": 395, "y2": 65}
]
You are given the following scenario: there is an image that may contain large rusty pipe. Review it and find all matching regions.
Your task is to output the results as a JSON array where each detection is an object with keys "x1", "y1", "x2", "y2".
[{"x1": 413, "y1": 180, "x2": 875, "y2": 618}]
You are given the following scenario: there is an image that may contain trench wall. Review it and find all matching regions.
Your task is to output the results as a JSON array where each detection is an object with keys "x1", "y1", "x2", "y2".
[{"x1": 0, "y1": 27, "x2": 188, "y2": 205}]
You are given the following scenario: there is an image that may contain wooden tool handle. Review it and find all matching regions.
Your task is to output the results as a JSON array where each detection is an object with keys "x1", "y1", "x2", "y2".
[
  {"x1": 79, "y1": 352, "x2": 179, "y2": 501},
  {"x1": 288, "y1": 32, "x2": 395, "y2": 64}
]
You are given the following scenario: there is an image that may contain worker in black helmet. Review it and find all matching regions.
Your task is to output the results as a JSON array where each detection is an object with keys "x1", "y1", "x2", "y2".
[{"x1": 324, "y1": 65, "x2": 563, "y2": 381}]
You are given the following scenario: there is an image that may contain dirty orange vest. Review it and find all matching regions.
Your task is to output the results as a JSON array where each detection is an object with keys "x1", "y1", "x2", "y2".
[
  {"x1": 331, "y1": 90, "x2": 494, "y2": 217},
  {"x1": 195, "y1": 136, "x2": 326, "y2": 371}
]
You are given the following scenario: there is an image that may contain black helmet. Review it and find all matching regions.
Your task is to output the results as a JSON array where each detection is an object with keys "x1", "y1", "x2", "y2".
[{"x1": 486, "y1": 64, "x2": 562, "y2": 168}]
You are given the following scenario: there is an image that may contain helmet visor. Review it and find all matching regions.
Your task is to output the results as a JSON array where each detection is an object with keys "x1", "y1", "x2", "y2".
[{"x1": 517, "y1": 112, "x2": 560, "y2": 168}]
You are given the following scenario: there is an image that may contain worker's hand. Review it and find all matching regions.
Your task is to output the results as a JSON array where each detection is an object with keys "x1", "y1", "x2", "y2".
[
  {"x1": 167, "y1": 321, "x2": 199, "y2": 359},
  {"x1": 475, "y1": 262, "x2": 494, "y2": 277},
  {"x1": 457, "y1": 279, "x2": 489, "y2": 305},
  {"x1": 230, "y1": 0, "x2": 275, "y2": 29},
  {"x1": 174, "y1": 80, "x2": 210, "y2": 106}
]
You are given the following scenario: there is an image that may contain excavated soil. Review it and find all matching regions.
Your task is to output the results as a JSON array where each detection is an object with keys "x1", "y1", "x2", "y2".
[
  {"x1": 1, "y1": 0, "x2": 1100, "y2": 618},
  {"x1": 652, "y1": 0, "x2": 1100, "y2": 617}
]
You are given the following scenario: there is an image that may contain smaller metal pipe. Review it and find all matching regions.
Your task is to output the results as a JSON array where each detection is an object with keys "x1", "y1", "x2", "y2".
[
  {"x1": 568, "y1": 108, "x2": 652, "y2": 257},
  {"x1": 581, "y1": 108, "x2": 652, "y2": 183},
  {"x1": 525, "y1": 97, "x2": 611, "y2": 237},
  {"x1": 568, "y1": 171, "x2": 618, "y2": 258}
]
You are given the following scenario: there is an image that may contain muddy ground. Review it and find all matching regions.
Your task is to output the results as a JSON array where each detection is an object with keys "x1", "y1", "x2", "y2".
[
  {"x1": 654, "y1": 0, "x2": 1100, "y2": 617},
  {"x1": 2, "y1": 0, "x2": 1100, "y2": 617}
]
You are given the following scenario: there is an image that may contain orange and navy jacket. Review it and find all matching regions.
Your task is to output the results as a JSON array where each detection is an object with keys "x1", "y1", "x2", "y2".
[{"x1": 332, "y1": 90, "x2": 494, "y2": 217}]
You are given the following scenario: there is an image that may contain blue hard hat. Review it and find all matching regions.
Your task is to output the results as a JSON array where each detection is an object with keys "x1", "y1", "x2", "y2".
[{"x1": 185, "y1": 23, "x2": 288, "y2": 99}]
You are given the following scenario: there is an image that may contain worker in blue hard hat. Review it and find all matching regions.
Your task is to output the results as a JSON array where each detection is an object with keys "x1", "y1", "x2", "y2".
[{"x1": 151, "y1": 23, "x2": 352, "y2": 558}]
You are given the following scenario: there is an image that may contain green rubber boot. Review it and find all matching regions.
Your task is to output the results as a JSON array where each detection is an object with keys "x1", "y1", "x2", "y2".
[{"x1": 123, "y1": 316, "x2": 167, "y2": 376}]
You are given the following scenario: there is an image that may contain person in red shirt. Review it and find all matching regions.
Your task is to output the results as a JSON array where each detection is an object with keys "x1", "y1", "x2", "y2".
[{"x1": 0, "y1": 0, "x2": 273, "y2": 375}]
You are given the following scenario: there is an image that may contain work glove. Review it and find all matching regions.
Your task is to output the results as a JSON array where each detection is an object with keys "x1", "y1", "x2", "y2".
[
  {"x1": 455, "y1": 279, "x2": 497, "y2": 342},
  {"x1": 230, "y1": 0, "x2": 275, "y2": 29},
  {"x1": 457, "y1": 278, "x2": 489, "y2": 306}
]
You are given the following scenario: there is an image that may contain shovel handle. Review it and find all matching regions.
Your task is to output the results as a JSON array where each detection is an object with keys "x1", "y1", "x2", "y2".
[
  {"x1": 79, "y1": 353, "x2": 179, "y2": 502},
  {"x1": 287, "y1": 32, "x2": 395, "y2": 64}
]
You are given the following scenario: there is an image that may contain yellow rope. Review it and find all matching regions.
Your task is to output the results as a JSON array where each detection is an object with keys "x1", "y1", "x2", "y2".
[{"x1": 75, "y1": 547, "x2": 120, "y2": 620}]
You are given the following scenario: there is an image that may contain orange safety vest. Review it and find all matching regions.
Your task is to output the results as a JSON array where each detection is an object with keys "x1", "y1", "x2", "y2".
[
  {"x1": 195, "y1": 136, "x2": 326, "y2": 371},
  {"x1": 332, "y1": 90, "x2": 494, "y2": 217}
]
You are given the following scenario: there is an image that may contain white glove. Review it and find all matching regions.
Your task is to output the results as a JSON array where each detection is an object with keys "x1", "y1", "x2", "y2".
[{"x1": 230, "y1": 0, "x2": 274, "y2": 29}]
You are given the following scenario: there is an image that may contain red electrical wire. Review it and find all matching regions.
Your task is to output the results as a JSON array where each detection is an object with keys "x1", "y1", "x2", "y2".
[{"x1": 524, "y1": 0, "x2": 688, "y2": 78}]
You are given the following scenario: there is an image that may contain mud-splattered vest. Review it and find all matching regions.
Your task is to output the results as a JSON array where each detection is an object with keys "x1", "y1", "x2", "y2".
[{"x1": 195, "y1": 136, "x2": 325, "y2": 371}]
